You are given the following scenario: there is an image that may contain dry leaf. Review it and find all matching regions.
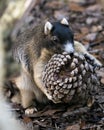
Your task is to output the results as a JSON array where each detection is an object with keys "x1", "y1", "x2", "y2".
[
  {"x1": 79, "y1": 120, "x2": 86, "y2": 129},
  {"x1": 87, "y1": 96, "x2": 95, "y2": 107},
  {"x1": 75, "y1": 33, "x2": 86, "y2": 40},
  {"x1": 81, "y1": 27, "x2": 89, "y2": 35},
  {"x1": 66, "y1": 124, "x2": 80, "y2": 130},
  {"x1": 45, "y1": 1, "x2": 64, "y2": 9},
  {"x1": 54, "y1": 10, "x2": 69, "y2": 20},
  {"x1": 86, "y1": 4, "x2": 102, "y2": 12},
  {"x1": 23, "y1": 116, "x2": 32, "y2": 123},
  {"x1": 41, "y1": 109, "x2": 63, "y2": 116},
  {"x1": 101, "y1": 78, "x2": 104, "y2": 84},
  {"x1": 96, "y1": 68, "x2": 104, "y2": 84},
  {"x1": 85, "y1": 33, "x2": 97, "y2": 42},
  {"x1": 68, "y1": 2, "x2": 85, "y2": 12}
]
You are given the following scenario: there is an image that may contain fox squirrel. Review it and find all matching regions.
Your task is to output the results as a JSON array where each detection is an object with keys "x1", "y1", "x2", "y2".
[{"x1": 6, "y1": 18, "x2": 102, "y2": 108}]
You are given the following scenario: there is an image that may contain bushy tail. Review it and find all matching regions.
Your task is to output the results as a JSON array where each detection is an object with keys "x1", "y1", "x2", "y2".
[{"x1": 0, "y1": 93, "x2": 25, "y2": 130}]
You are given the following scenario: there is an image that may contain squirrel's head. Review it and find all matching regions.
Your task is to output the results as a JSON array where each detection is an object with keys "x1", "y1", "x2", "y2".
[{"x1": 43, "y1": 18, "x2": 74, "y2": 54}]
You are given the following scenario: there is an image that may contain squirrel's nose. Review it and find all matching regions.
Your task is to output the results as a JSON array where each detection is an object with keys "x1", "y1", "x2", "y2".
[{"x1": 64, "y1": 42, "x2": 74, "y2": 54}]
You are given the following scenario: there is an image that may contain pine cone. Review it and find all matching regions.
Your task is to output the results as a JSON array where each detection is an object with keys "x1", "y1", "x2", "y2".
[{"x1": 42, "y1": 52, "x2": 101, "y2": 104}]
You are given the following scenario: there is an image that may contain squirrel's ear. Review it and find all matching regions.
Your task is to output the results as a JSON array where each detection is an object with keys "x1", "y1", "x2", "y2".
[
  {"x1": 61, "y1": 18, "x2": 69, "y2": 26},
  {"x1": 44, "y1": 21, "x2": 53, "y2": 35}
]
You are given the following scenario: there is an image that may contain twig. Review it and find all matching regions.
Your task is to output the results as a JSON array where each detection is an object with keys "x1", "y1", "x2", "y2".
[{"x1": 62, "y1": 107, "x2": 90, "y2": 117}]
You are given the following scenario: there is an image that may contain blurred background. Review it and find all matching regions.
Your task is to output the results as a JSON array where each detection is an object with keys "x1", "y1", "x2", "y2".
[{"x1": 0, "y1": 0, "x2": 104, "y2": 86}]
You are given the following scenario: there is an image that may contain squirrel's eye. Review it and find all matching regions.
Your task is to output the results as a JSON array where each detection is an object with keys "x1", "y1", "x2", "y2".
[{"x1": 52, "y1": 36, "x2": 59, "y2": 42}]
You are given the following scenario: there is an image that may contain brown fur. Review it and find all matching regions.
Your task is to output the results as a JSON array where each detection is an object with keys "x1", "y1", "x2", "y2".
[
  {"x1": 12, "y1": 24, "x2": 64, "y2": 108},
  {"x1": 10, "y1": 24, "x2": 102, "y2": 108}
]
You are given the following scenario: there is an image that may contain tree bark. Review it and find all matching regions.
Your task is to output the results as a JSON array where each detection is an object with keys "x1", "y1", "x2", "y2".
[{"x1": 0, "y1": 0, "x2": 27, "y2": 88}]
